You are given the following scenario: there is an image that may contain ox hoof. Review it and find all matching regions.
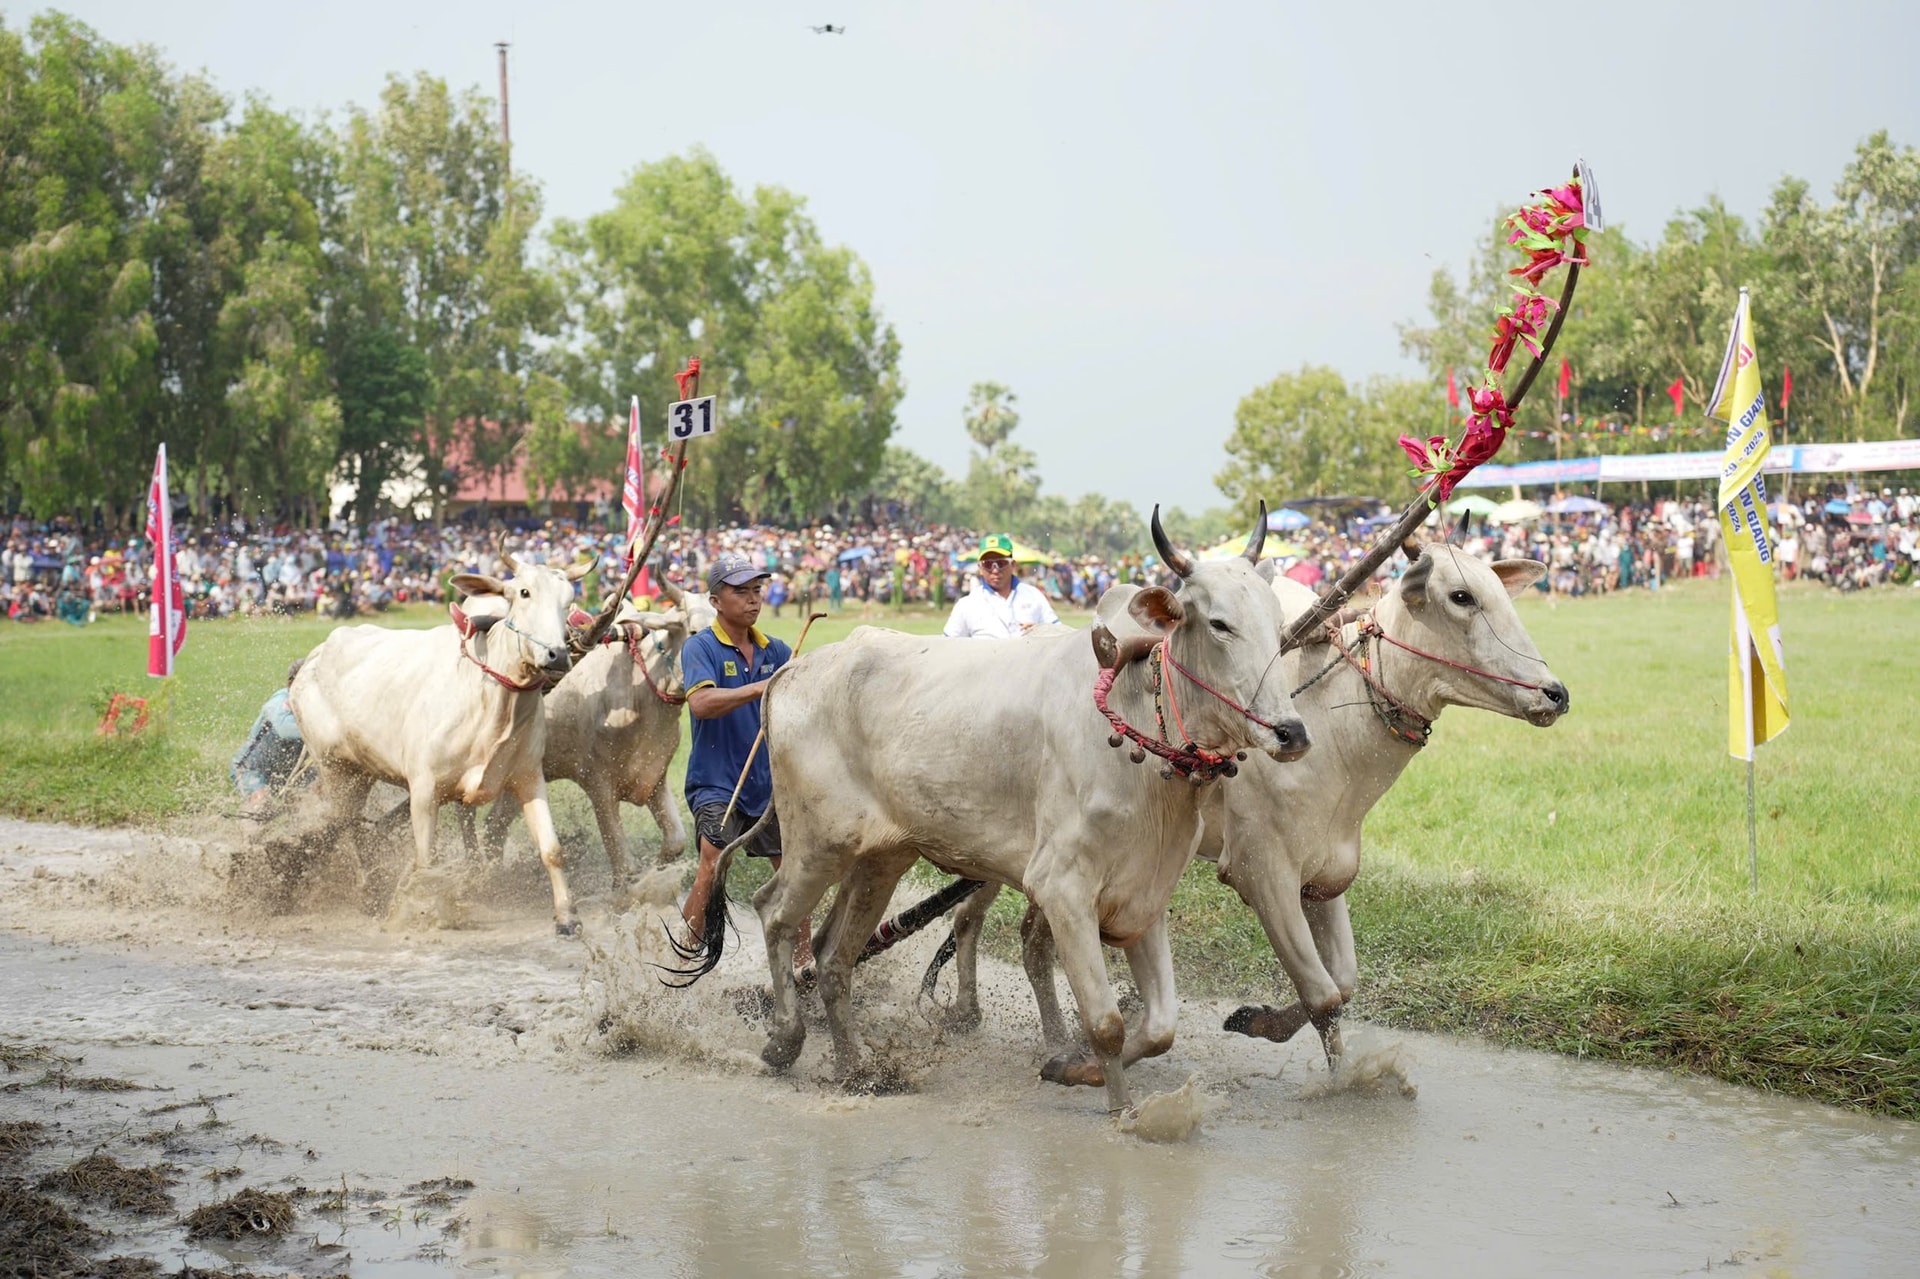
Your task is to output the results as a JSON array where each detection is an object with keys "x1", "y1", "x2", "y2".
[
  {"x1": 1040, "y1": 1049, "x2": 1107, "y2": 1089},
  {"x1": 937, "y1": 1003, "x2": 984, "y2": 1034},
  {"x1": 1312, "y1": 1008, "x2": 1345, "y2": 1065},
  {"x1": 554, "y1": 919, "x2": 581, "y2": 938},
  {"x1": 761, "y1": 1033, "x2": 804, "y2": 1074},
  {"x1": 1223, "y1": 1003, "x2": 1313, "y2": 1043}
]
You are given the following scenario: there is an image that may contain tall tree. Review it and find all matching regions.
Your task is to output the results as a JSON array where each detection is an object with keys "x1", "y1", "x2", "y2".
[
  {"x1": 0, "y1": 14, "x2": 167, "y2": 524},
  {"x1": 332, "y1": 73, "x2": 554, "y2": 517},
  {"x1": 550, "y1": 150, "x2": 900, "y2": 523},
  {"x1": 1765, "y1": 132, "x2": 1920, "y2": 441}
]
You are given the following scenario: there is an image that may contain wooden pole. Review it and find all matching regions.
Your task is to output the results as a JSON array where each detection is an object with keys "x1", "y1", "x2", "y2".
[
  {"x1": 573, "y1": 363, "x2": 700, "y2": 656},
  {"x1": 1278, "y1": 256, "x2": 1583, "y2": 653}
]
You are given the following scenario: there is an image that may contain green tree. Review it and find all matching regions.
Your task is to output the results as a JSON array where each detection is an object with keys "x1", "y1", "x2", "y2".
[
  {"x1": 0, "y1": 14, "x2": 167, "y2": 524},
  {"x1": 550, "y1": 150, "x2": 900, "y2": 523},
  {"x1": 334, "y1": 325, "x2": 430, "y2": 525},
  {"x1": 1765, "y1": 132, "x2": 1920, "y2": 441},
  {"x1": 963, "y1": 382, "x2": 1020, "y2": 452},
  {"x1": 333, "y1": 73, "x2": 555, "y2": 517},
  {"x1": 866, "y1": 445, "x2": 959, "y2": 524}
]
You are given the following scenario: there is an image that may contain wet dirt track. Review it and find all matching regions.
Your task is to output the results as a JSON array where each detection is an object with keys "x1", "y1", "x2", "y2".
[{"x1": 3, "y1": 816, "x2": 1917, "y2": 1278}]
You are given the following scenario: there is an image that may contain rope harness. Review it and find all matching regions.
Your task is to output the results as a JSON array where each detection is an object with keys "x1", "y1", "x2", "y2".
[
  {"x1": 1093, "y1": 640, "x2": 1261, "y2": 783},
  {"x1": 1311, "y1": 612, "x2": 1554, "y2": 748},
  {"x1": 621, "y1": 625, "x2": 688, "y2": 706},
  {"x1": 451, "y1": 602, "x2": 562, "y2": 694}
]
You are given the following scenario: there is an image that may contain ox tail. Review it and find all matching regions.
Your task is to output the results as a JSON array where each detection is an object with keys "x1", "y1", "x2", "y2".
[
  {"x1": 654, "y1": 805, "x2": 775, "y2": 989},
  {"x1": 919, "y1": 929, "x2": 959, "y2": 999}
]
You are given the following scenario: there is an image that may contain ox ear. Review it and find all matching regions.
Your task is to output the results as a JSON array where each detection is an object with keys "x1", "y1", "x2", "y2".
[
  {"x1": 1490, "y1": 559, "x2": 1547, "y2": 598},
  {"x1": 1127, "y1": 585, "x2": 1185, "y2": 633},
  {"x1": 451, "y1": 572, "x2": 507, "y2": 598},
  {"x1": 636, "y1": 611, "x2": 681, "y2": 632},
  {"x1": 1253, "y1": 558, "x2": 1278, "y2": 584},
  {"x1": 1398, "y1": 555, "x2": 1435, "y2": 608}
]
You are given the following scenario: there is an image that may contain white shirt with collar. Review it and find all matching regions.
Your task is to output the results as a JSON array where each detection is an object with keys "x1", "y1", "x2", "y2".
[{"x1": 943, "y1": 576, "x2": 1060, "y2": 639}]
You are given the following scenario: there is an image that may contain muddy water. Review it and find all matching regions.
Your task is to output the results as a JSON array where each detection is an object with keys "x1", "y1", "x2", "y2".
[{"x1": 3, "y1": 817, "x2": 1917, "y2": 1277}]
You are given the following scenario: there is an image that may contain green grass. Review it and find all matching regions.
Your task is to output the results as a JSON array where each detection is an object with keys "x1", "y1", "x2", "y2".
[{"x1": 2, "y1": 582, "x2": 1916, "y2": 1117}]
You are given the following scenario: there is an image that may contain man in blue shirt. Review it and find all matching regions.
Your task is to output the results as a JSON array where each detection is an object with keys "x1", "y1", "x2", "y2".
[
  {"x1": 680, "y1": 551, "x2": 796, "y2": 945},
  {"x1": 232, "y1": 659, "x2": 310, "y2": 818}
]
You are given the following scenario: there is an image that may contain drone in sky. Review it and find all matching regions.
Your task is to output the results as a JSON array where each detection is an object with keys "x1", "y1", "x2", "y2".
[{"x1": 808, "y1": 24, "x2": 846, "y2": 35}]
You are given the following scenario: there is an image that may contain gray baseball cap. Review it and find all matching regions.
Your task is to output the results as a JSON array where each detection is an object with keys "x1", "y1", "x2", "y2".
[{"x1": 707, "y1": 551, "x2": 770, "y2": 592}]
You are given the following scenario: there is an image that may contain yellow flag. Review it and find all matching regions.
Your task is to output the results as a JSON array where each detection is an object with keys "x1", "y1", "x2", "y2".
[{"x1": 1705, "y1": 289, "x2": 1789, "y2": 760}]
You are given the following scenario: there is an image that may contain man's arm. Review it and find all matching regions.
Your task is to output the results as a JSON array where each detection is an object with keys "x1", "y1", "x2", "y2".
[
  {"x1": 688, "y1": 681, "x2": 767, "y2": 720},
  {"x1": 941, "y1": 596, "x2": 972, "y2": 639}
]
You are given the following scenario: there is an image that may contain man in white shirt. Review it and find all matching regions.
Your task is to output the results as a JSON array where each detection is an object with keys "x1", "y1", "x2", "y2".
[{"x1": 943, "y1": 534, "x2": 1059, "y2": 639}]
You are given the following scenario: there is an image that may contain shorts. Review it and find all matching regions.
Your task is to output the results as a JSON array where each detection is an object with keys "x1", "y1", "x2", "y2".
[{"x1": 693, "y1": 803, "x2": 783, "y2": 860}]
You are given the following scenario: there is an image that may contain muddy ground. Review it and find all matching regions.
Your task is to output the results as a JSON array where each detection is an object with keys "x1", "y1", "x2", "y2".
[{"x1": 3, "y1": 813, "x2": 1918, "y2": 1277}]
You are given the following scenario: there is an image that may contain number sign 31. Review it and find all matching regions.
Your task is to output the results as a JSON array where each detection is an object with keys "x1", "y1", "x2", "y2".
[{"x1": 668, "y1": 395, "x2": 719, "y2": 440}]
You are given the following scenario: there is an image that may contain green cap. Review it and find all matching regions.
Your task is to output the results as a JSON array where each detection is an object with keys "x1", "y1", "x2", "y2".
[{"x1": 978, "y1": 533, "x2": 1014, "y2": 560}]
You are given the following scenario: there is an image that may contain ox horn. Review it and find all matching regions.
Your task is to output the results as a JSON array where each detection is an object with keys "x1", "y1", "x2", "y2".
[
  {"x1": 495, "y1": 535, "x2": 516, "y2": 578},
  {"x1": 654, "y1": 561, "x2": 686, "y2": 607},
  {"x1": 1401, "y1": 537, "x2": 1423, "y2": 562},
  {"x1": 1150, "y1": 505, "x2": 1194, "y2": 578},
  {"x1": 1244, "y1": 499, "x2": 1268, "y2": 564}
]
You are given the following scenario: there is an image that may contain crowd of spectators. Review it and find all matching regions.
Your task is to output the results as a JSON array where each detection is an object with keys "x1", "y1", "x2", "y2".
[{"x1": 4, "y1": 485, "x2": 1916, "y2": 626}]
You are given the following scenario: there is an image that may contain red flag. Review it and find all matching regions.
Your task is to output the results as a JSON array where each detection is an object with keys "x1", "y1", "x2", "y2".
[
  {"x1": 1557, "y1": 358, "x2": 1571, "y2": 399},
  {"x1": 1780, "y1": 365, "x2": 1793, "y2": 411},
  {"x1": 621, "y1": 395, "x2": 653, "y2": 600},
  {"x1": 1445, "y1": 367, "x2": 1460, "y2": 411},
  {"x1": 1666, "y1": 376, "x2": 1685, "y2": 419},
  {"x1": 145, "y1": 444, "x2": 186, "y2": 678}
]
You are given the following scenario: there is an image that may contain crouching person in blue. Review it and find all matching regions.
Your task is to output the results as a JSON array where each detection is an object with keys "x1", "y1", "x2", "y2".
[
  {"x1": 232, "y1": 659, "x2": 311, "y2": 818},
  {"x1": 679, "y1": 552, "x2": 808, "y2": 960}
]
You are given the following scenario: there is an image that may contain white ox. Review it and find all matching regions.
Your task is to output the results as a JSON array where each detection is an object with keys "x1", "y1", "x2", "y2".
[
  {"x1": 472, "y1": 575, "x2": 714, "y2": 887},
  {"x1": 687, "y1": 508, "x2": 1310, "y2": 1112},
  {"x1": 290, "y1": 550, "x2": 590, "y2": 934},
  {"x1": 938, "y1": 542, "x2": 1569, "y2": 1071}
]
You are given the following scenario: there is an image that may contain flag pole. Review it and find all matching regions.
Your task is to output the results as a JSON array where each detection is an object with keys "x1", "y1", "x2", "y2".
[{"x1": 1746, "y1": 755, "x2": 1758, "y2": 892}]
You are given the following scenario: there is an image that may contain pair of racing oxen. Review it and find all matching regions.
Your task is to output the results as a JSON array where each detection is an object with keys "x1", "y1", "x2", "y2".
[{"x1": 289, "y1": 504, "x2": 1567, "y2": 1113}]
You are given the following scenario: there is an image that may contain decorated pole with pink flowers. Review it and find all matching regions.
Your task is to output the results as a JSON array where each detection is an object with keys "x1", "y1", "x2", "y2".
[{"x1": 1277, "y1": 163, "x2": 1598, "y2": 653}]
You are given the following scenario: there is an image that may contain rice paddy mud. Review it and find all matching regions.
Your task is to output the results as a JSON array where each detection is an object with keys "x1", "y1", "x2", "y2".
[{"x1": 4, "y1": 813, "x2": 1918, "y2": 1277}]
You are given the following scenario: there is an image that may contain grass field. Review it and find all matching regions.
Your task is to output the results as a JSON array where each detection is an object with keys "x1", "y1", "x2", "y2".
[{"x1": 1, "y1": 580, "x2": 1915, "y2": 1116}]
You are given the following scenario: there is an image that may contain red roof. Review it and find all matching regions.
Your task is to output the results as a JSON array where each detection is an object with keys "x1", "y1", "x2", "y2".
[{"x1": 443, "y1": 425, "x2": 619, "y2": 505}]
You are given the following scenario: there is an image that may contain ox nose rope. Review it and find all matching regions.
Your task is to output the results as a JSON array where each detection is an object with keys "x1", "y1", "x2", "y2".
[
  {"x1": 450, "y1": 602, "x2": 565, "y2": 694},
  {"x1": 1093, "y1": 639, "x2": 1269, "y2": 783},
  {"x1": 621, "y1": 625, "x2": 688, "y2": 706},
  {"x1": 1318, "y1": 613, "x2": 1556, "y2": 748}
]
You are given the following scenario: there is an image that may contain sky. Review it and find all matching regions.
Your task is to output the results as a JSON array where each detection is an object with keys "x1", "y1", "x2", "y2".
[{"x1": 24, "y1": 0, "x2": 1920, "y2": 514}]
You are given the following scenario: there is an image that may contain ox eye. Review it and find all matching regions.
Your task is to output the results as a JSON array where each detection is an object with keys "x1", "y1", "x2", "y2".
[
  {"x1": 1209, "y1": 619, "x2": 1233, "y2": 634},
  {"x1": 1448, "y1": 590, "x2": 1475, "y2": 607},
  {"x1": 520, "y1": 588, "x2": 530, "y2": 599}
]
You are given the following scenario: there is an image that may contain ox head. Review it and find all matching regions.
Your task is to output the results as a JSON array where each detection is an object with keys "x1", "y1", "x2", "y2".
[
  {"x1": 618, "y1": 566, "x2": 717, "y2": 687},
  {"x1": 450, "y1": 546, "x2": 590, "y2": 685},
  {"x1": 1380, "y1": 542, "x2": 1569, "y2": 726},
  {"x1": 1140, "y1": 502, "x2": 1310, "y2": 763}
]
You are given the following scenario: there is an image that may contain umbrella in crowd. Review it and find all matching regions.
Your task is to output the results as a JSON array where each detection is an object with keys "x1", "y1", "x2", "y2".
[
  {"x1": 1267, "y1": 508, "x2": 1313, "y2": 531},
  {"x1": 1547, "y1": 495, "x2": 1607, "y2": 514},
  {"x1": 1283, "y1": 560, "x2": 1324, "y2": 586},
  {"x1": 1200, "y1": 534, "x2": 1304, "y2": 561},
  {"x1": 1823, "y1": 499, "x2": 1853, "y2": 516},
  {"x1": 1490, "y1": 499, "x2": 1544, "y2": 524},
  {"x1": 838, "y1": 546, "x2": 876, "y2": 563},
  {"x1": 1444, "y1": 494, "x2": 1500, "y2": 516},
  {"x1": 1846, "y1": 511, "x2": 1874, "y2": 525}
]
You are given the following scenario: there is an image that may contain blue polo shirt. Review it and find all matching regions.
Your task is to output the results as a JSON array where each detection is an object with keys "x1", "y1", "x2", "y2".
[{"x1": 682, "y1": 621, "x2": 792, "y2": 816}]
